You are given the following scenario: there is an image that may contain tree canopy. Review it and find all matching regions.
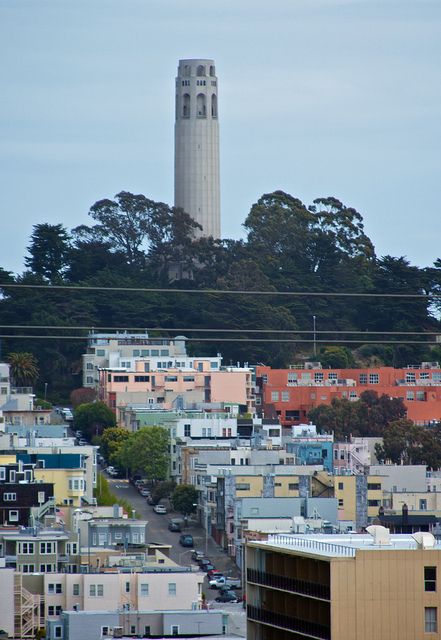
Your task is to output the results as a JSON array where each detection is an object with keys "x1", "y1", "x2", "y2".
[{"x1": 74, "y1": 402, "x2": 116, "y2": 439}]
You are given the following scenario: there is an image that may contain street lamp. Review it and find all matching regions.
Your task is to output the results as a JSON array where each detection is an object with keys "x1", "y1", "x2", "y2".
[
  {"x1": 44, "y1": 382, "x2": 48, "y2": 402},
  {"x1": 312, "y1": 315, "x2": 317, "y2": 357}
]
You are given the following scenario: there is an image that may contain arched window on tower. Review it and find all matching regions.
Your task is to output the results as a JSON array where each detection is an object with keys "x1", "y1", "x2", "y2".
[
  {"x1": 197, "y1": 65, "x2": 206, "y2": 77},
  {"x1": 211, "y1": 94, "x2": 217, "y2": 118},
  {"x1": 183, "y1": 65, "x2": 191, "y2": 77},
  {"x1": 209, "y1": 65, "x2": 215, "y2": 77},
  {"x1": 196, "y1": 93, "x2": 206, "y2": 117},
  {"x1": 182, "y1": 93, "x2": 190, "y2": 118}
]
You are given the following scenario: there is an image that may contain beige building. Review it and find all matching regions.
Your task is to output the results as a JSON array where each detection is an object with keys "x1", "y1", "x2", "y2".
[{"x1": 247, "y1": 530, "x2": 441, "y2": 640}]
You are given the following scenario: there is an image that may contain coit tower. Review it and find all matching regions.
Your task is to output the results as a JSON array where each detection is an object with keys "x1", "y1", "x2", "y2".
[{"x1": 174, "y1": 59, "x2": 220, "y2": 238}]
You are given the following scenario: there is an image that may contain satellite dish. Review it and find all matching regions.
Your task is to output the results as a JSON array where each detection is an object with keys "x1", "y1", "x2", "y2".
[
  {"x1": 366, "y1": 525, "x2": 391, "y2": 546},
  {"x1": 412, "y1": 532, "x2": 436, "y2": 549}
]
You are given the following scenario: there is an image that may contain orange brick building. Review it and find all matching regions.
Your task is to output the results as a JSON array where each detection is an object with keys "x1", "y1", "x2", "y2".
[{"x1": 256, "y1": 362, "x2": 441, "y2": 426}]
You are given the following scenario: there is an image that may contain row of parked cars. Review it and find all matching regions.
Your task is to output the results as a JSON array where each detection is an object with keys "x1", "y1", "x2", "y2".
[{"x1": 190, "y1": 551, "x2": 242, "y2": 603}]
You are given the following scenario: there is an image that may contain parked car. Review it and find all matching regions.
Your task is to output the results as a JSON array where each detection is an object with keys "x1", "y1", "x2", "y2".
[
  {"x1": 62, "y1": 408, "x2": 73, "y2": 421},
  {"x1": 139, "y1": 488, "x2": 150, "y2": 497},
  {"x1": 201, "y1": 562, "x2": 215, "y2": 573},
  {"x1": 153, "y1": 504, "x2": 167, "y2": 514},
  {"x1": 215, "y1": 591, "x2": 241, "y2": 603},
  {"x1": 78, "y1": 439, "x2": 88, "y2": 446},
  {"x1": 75, "y1": 430, "x2": 83, "y2": 438},
  {"x1": 179, "y1": 534, "x2": 194, "y2": 547},
  {"x1": 192, "y1": 550, "x2": 204, "y2": 562},
  {"x1": 209, "y1": 576, "x2": 242, "y2": 590},
  {"x1": 168, "y1": 520, "x2": 182, "y2": 532},
  {"x1": 207, "y1": 570, "x2": 223, "y2": 580},
  {"x1": 105, "y1": 466, "x2": 117, "y2": 476}
]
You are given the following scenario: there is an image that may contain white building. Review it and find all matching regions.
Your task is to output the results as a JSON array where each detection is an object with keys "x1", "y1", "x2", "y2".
[{"x1": 174, "y1": 58, "x2": 220, "y2": 238}]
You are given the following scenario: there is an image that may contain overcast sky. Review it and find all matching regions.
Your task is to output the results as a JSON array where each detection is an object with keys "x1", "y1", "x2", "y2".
[{"x1": 1, "y1": 0, "x2": 440, "y2": 273}]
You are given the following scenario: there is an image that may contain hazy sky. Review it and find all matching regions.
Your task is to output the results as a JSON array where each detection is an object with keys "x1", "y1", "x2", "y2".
[{"x1": 1, "y1": 0, "x2": 440, "y2": 273}]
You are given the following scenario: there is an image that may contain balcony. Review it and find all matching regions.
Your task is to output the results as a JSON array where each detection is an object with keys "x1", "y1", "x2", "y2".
[
  {"x1": 247, "y1": 605, "x2": 330, "y2": 640},
  {"x1": 247, "y1": 568, "x2": 330, "y2": 601}
]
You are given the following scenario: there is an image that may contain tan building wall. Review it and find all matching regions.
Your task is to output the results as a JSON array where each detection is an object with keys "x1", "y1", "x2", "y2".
[{"x1": 274, "y1": 475, "x2": 300, "y2": 498}]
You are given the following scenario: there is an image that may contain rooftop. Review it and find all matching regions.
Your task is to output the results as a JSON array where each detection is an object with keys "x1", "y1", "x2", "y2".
[{"x1": 251, "y1": 532, "x2": 441, "y2": 558}]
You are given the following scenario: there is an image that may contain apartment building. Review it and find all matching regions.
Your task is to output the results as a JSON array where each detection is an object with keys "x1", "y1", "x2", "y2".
[
  {"x1": 247, "y1": 529, "x2": 441, "y2": 640},
  {"x1": 0, "y1": 456, "x2": 53, "y2": 525},
  {"x1": 0, "y1": 362, "x2": 51, "y2": 426},
  {"x1": 99, "y1": 361, "x2": 254, "y2": 418},
  {"x1": 257, "y1": 361, "x2": 441, "y2": 425},
  {"x1": 0, "y1": 526, "x2": 77, "y2": 574},
  {"x1": 82, "y1": 332, "x2": 220, "y2": 388}
]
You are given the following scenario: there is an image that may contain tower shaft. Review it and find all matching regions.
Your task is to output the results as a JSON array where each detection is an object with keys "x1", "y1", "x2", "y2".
[{"x1": 174, "y1": 59, "x2": 220, "y2": 238}]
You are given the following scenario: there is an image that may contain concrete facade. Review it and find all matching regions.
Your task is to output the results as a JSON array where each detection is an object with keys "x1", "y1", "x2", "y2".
[{"x1": 174, "y1": 59, "x2": 220, "y2": 238}]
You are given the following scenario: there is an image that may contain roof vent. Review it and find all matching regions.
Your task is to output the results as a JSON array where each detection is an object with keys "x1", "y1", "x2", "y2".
[
  {"x1": 366, "y1": 525, "x2": 391, "y2": 546},
  {"x1": 412, "y1": 532, "x2": 436, "y2": 549}
]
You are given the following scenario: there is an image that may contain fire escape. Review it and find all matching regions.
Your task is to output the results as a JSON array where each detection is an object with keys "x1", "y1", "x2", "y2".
[{"x1": 14, "y1": 574, "x2": 44, "y2": 639}]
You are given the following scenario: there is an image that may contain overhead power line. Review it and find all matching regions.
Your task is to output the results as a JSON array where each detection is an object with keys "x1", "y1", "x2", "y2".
[
  {"x1": 0, "y1": 334, "x2": 437, "y2": 345},
  {"x1": 0, "y1": 325, "x2": 439, "y2": 336},
  {"x1": 0, "y1": 283, "x2": 438, "y2": 299}
]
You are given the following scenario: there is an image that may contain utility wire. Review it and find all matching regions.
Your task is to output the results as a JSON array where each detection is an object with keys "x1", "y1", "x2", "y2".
[
  {"x1": 0, "y1": 283, "x2": 438, "y2": 299},
  {"x1": 0, "y1": 325, "x2": 439, "y2": 336},
  {"x1": 0, "y1": 334, "x2": 437, "y2": 344}
]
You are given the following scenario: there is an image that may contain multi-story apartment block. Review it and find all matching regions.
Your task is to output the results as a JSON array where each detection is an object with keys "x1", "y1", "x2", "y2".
[
  {"x1": 247, "y1": 529, "x2": 441, "y2": 640},
  {"x1": 99, "y1": 361, "x2": 254, "y2": 418},
  {"x1": 0, "y1": 362, "x2": 51, "y2": 426},
  {"x1": 82, "y1": 332, "x2": 220, "y2": 388},
  {"x1": 286, "y1": 424, "x2": 334, "y2": 473},
  {"x1": 0, "y1": 456, "x2": 53, "y2": 525},
  {"x1": 0, "y1": 526, "x2": 77, "y2": 574},
  {"x1": 257, "y1": 361, "x2": 441, "y2": 425}
]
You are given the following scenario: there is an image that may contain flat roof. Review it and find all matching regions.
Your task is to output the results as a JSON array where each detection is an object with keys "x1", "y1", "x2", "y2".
[{"x1": 250, "y1": 533, "x2": 441, "y2": 558}]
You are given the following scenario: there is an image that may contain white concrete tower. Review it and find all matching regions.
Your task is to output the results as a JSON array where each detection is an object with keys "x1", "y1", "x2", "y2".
[{"x1": 174, "y1": 59, "x2": 220, "y2": 238}]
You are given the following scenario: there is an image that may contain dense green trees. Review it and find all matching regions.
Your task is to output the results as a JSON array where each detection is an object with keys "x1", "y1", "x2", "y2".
[
  {"x1": 1, "y1": 189, "x2": 440, "y2": 400},
  {"x1": 74, "y1": 402, "x2": 116, "y2": 439},
  {"x1": 375, "y1": 420, "x2": 441, "y2": 469},
  {"x1": 171, "y1": 484, "x2": 198, "y2": 516},
  {"x1": 308, "y1": 391, "x2": 407, "y2": 440},
  {"x1": 118, "y1": 427, "x2": 170, "y2": 481}
]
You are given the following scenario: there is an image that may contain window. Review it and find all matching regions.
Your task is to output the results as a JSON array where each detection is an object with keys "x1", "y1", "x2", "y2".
[
  {"x1": 369, "y1": 373, "x2": 379, "y2": 384},
  {"x1": 73, "y1": 584, "x2": 80, "y2": 596},
  {"x1": 168, "y1": 582, "x2": 177, "y2": 596},
  {"x1": 288, "y1": 483, "x2": 299, "y2": 491},
  {"x1": 338, "y1": 499, "x2": 344, "y2": 507},
  {"x1": 68, "y1": 478, "x2": 83, "y2": 491},
  {"x1": 165, "y1": 376, "x2": 178, "y2": 382},
  {"x1": 406, "y1": 372, "x2": 416, "y2": 383},
  {"x1": 48, "y1": 605, "x2": 62, "y2": 616},
  {"x1": 121, "y1": 361, "x2": 131, "y2": 368},
  {"x1": 420, "y1": 372, "x2": 430, "y2": 380},
  {"x1": 0, "y1": 468, "x2": 5, "y2": 480},
  {"x1": 406, "y1": 391, "x2": 414, "y2": 401},
  {"x1": 54, "y1": 626, "x2": 62, "y2": 639},
  {"x1": 40, "y1": 564, "x2": 53, "y2": 572},
  {"x1": 125, "y1": 581, "x2": 130, "y2": 593},
  {"x1": 269, "y1": 429, "x2": 280, "y2": 437},
  {"x1": 101, "y1": 628, "x2": 109, "y2": 638},
  {"x1": 89, "y1": 584, "x2": 104, "y2": 596},
  {"x1": 144, "y1": 627, "x2": 151, "y2": 637},
  {"x1": 9, "y1": 510, "x2": 18, "y2": 522},
  {"x1": 368, "y1": 483, "x2": 381, "y2": 491},
  {"x1": 151, "y1": 349, "x2": 159, "y2": 356},
  {"x1": 368, "y1": 500, "x2": 381, "y2": 507},
  {"x1": 40, "y1": 542, "x2": 55, "y2": 554},
  {"x1": 236, "y1": 483, "x2": 250, "y2": 491},
  {"x1": 86, "y1": 362, "x2": 93, "y2": 370},
  {"x1": 21, "y1": 564, "x2": 35, "y2": 573},
  {"x1": 184, "y1": 424, "x2": 191, "y2": 437},
  {"x1": 20, "y1": 542, "x2": 35, "y2": 554},
  {"x1": 328, "y1": 372, "x2": 338, "y2": 380},
  {"x1": 425, "y1": 607, "x2": 437, "y2": 632},
  {"x1": 96, "y1": 349, "x2": 105, "y2": 357},
  {"x1": 171, "y1": 626, "x2": 179, "y2": 636},
  {"x1": 281, "y1": 391, "x2": 289, "y2": 402},
  {"x1": 338, "y1": 482, "x2": 344, "y2": 490},
  {"x1": 420, "y1": 499, "x2": 428, "y2": 510},
  {"x1": 183, "y1": 376, "x2": 195, "y2": 382},
  {"x1": 417, "y1": 391, "x2": 426, "y2": 401},
  {"x1": 141, "y1": 349, "x2": 149, "y2": 357},
  {"x1": 135, "y1": 375, "x2": 150, "y2": 382},
  {"x1": 314, "y1": 372, "x2": 324, "y2": 382},
  {"x1": 48, "y1": 583, "x2": 62, "y2": 594},
  {"x1": 271, "y1": 391, "x2": 279, "y2": 402},
  {"x1": 359, "y1": 373, "x2": 367, "y2": 384},
  {"x1": 133, "y1": 349, "x2": 140, "y2": 357},
  {"x1": 210, "y1": 361, "x2": 219, "y2": 369},
  {"x1": 113, "y1": 375, "x2": 129, "y2": 382},
  {"x1": 161, "y1": 349, "x2": 169, "y2": 356},
  {"x1": 140, "y1": 583, "x2": 149, "y2": 596},
  {"x1": 425, "y1": 567, "x2": 437, "y2": 592},
  {"x1": 130, "y1": 626, "x2": 136, "y2": 634}
]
